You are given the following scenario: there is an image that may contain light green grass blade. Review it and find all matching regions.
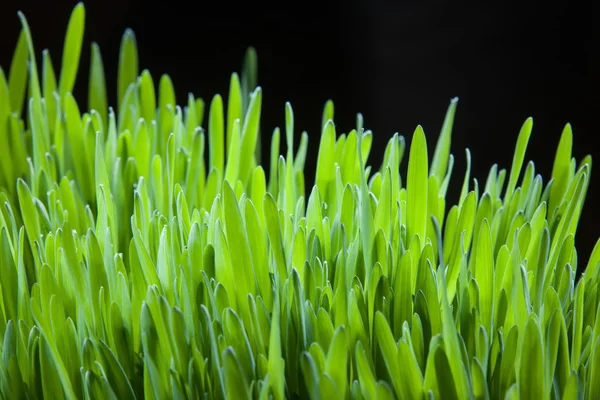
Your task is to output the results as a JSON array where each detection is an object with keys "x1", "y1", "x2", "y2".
[
  {"x1": 519, "y1": 315, "x2": 545, "y2": 399},
  {"x1": 374, "y1": 312, "x2": 399, "y2": 393},
  {"x1": 268, "y1": 296, "x2": 284, "y2": 400},
  {"x1": 284, "y1": 102, "x2": 296, "y2": 217},
  {"x1": 504, "y1": 117, "x2": 533, "y2": 203},
  {"x1": 431, "y1": 97, "x2": 458, "y2": 182},
  {"x1": 397, "y1": 338, "x2": 424, "y2": 398},
  {"x1": 316, "y1": 120, "x2": 336, "y2": 198},
  {"x1": 241, "y1": 48, "x2": 259, "y2": 162},
  {"x1": 294, "y1": 132, "x2": 309, "y2": 172},
  {"x1": 475, "y1": 219, "x2": 494, "y2": 334},
  {"x1": 58, "y1": 3, "x2": 85, "y2": 98},
  {"x1": 264, "y1": 193, "x2": 287, "y2": 282},
  {"x1": 357, "y1": 121, "x2": 374, "y2": 285},
  {"x1": 7, "y1": 30, "x2": 28, "y2": 115},
  {"x1": 224, "y1": 120, "x2": 241, "y2": 185},
  {"x1": 227, "y1": 73, "x2": 242, "y2": 153},
  {"x1": 238, "y1": 88, "x2": 262, "y2": 185},
  {"x1": 42, "y1": 50, "x2": 57, "y2": 133},
  {"x1": 117, "y1": 29, "x2": 138, "y2": 109},
  {"x1": 208, "y1": 95, "x2": 224, "y2": 174},
  {"x1": 325, "y1": 326, "x2": 348, "y2": 397},
  {"x1": 88, "y1": 43, "x2": 108, "y2": 124},
  {"x1": 223, "y1": 181, "x2": 256, "y2": 300},
  {"x1": 549, "y1": 123, "x2": 573, "y2": 219},
  {"x1": 434, "y1": 218, "x2": 471, "y2": 399},
  {"x1": 355, "y1": 341, "x2": 376, "y2": 399},
  {"x1": 0, "y1": 70, "x2": 13, "y2": 187},
  {"x1": 159, "y1": 74, "x2": 175, "y2": 112},
  {"x1": 407, "y1": 126, "x2": 429, "y2": 250},
  {"x1": 241, "y1": 47, "x2": 257, "y2": 112},
  {"x1": 321, "y1": 100, "x2": 334, "y2": 130},
  {"x1": 17, "y1": 11, "x2": 45, "y2": 136},
  {"x1": 139, "y1": 70, "x2": 156, "y2": 125}
]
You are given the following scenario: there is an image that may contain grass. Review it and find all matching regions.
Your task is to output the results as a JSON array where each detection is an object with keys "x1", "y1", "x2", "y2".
[{"x1": 0, "y1": 3, "x2": 599, "y2": 399}]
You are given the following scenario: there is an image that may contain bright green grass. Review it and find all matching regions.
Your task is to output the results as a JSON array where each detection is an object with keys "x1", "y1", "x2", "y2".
[{"x1": 1, "y1": 3, "x2": 599, "y2": 399}]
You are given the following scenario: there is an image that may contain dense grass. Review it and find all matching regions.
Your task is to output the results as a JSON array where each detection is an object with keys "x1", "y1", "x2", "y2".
[{"x1": 0, "y1": 3, "x2": 599, "y2": 399}]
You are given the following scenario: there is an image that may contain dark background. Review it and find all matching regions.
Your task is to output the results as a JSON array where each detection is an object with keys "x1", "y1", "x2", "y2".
[{"x1": 1, "y1": 0, "x2": 598, "y2": 270}]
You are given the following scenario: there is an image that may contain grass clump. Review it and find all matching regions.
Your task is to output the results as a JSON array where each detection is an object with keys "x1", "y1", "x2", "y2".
[{"x1": 1, "y1": 3, "x2": 600, "y2": 399}]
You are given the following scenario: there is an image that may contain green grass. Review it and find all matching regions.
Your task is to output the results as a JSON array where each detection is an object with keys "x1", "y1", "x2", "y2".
[{"x1": 1, "y1": 3, "x2": 599, "y2": 399}]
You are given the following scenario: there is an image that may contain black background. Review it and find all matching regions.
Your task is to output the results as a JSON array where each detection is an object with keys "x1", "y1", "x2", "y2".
[{"x1": 1, "y1": 0, "x2": 598, "y2": 271}]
